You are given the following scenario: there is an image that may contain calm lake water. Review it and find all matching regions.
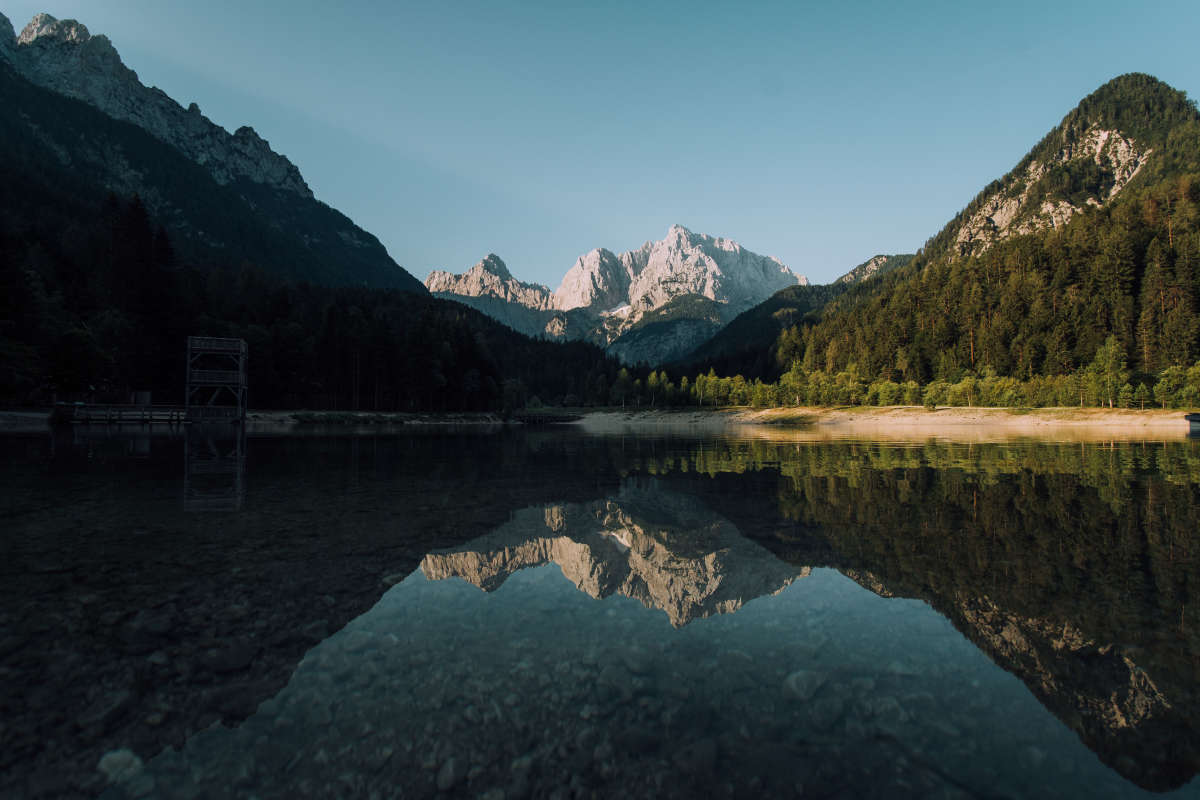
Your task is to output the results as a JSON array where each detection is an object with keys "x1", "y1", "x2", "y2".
[{"x1": 2, "y1": 426, "x2": 1199, "y2": 799}]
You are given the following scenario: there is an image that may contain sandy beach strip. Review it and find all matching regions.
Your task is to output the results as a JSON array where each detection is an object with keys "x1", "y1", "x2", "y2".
[{"x1": 575, "y1": 406, "x2": 1195, "y2": 442}]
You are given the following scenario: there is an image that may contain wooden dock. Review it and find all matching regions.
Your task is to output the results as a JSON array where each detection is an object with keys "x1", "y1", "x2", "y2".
[
  {"x1": 60, "y1": 404, "x2": 187, "y2": 425},
  {"x1": 55, "y1": 404, "x2": 245, "y2": 425}
]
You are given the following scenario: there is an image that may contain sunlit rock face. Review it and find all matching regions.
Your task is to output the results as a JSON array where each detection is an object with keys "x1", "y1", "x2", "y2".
[
  {"x1": 835, "y1": 254, "x2": 912, "y2": 285},
  {"x1": 420, "y1": 486, "x2": 805, "y2": 627},
  {"x1": 554, "y1": 248, "x2": 631, "y2": 313},
  {"x1": 424, "y1": 225, "x2": 806, "y2": 361},
  {"x1": 952, "y1": 126, "x2": 1150, "y2": 257},
  {"x1": 425, "y1": 255, "x2": 563, "y2": 336},
  {"x1": 617, "y1": 224, "x2": 806, "y2": 315},
  {"x1": 426, "y1": 255, "x2": 557, "y2": 311},
  {"x1": 2, "y1": 12, "x2": 312, "y2": 198},
  {"x1": 554, "y1": 224, "x2": 806, "y2": 323}
]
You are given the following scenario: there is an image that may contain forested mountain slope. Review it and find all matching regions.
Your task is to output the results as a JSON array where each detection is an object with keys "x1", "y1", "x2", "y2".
[
  {"x1": 0, "y1": 192, "x2": 625, "y2": 409},
  {"x1": 675, "y1": 284, "x2": 848, "y2": 379},
  {"x1": 0, "y1": 12, "x2": 424, "y2": 291},
  {"x1": 773, "y1": 74, "x2": 1200, "y2": 385}
]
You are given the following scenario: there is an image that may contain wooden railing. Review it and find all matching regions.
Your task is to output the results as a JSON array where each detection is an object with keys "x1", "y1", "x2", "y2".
[
  {"x1": 187, "y1": 337, "x2": 246, "y2": 353},
  {"x1": 188, "y1": 369, "x2": 244, "y2": 385},
  {"x1": 63, "y1": 405, "x2": 188, "y2": 424}
]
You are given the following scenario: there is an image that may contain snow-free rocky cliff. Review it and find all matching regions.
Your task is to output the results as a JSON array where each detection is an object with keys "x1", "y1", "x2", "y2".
[
  {"x1": 0, "y1": 11, "x2": 423, "y2": 291},
  {"x1": 557, "y1": 224, "x2": 807, "y2": 313},
  {"x1": 952, "y1": 125, "x2": 1150, "y2": 257},
  {"x1": 424, "y1": 225, "x2": 807, "y2": 361},
  {"x1": 1, "y1": 13, "x2": 310, "y2": 197}
]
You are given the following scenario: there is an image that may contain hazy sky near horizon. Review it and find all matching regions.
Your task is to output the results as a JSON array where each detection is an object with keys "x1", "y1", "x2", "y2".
[{"x1": 5, "y1": 1, "x2": 1200, "y2": 285}]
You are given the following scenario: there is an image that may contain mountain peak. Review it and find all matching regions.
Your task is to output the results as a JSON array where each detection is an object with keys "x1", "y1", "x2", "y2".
[
  {"x1": 425, "y1": 256, "x2": 555, "y2": 311},
  {"x1": 17, "y1": 13, "x2": 90, "y2": 46},
  {"x1": 4, "y1": 10, "x2": 313, "y2": 199},
  {"x1": 475, "y1": 253, "x2": 511, "y2": 279},
  {"x1": 942, "y1": 73, "x2": 1200, "y2": 259}
]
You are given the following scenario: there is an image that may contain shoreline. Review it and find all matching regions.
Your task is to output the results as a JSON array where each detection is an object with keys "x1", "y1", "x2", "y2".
[
  {"x1": 2, "y1": 406, "x2": 1194, "y2": 441},
  {"x1": 575, "y1": 406, "x2": 1196, "y2": 441}
]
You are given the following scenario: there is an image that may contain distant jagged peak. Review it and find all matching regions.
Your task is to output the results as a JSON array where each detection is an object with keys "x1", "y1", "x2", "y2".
[
  {"x1": 4, "y1": 10, "x2": 313, "y2": 199},
  {"x1": 425, "y1": 254, "x2": 555, "y2": 311},
  {"x1": 555, "y1": 247, "x2": 630, "y2": 312},
  {"x1": 555, "y1": 224, "x2": 806, "y2": 317},
  {"x1": 663, "y1": 223, "x2": 763, "y2": 259},
  {"x1": 474, "y1": 253, "x2": 512, "y2": 279},
  {"x1": 18, "y1": 12, "x2": 90, "y2": 45}
]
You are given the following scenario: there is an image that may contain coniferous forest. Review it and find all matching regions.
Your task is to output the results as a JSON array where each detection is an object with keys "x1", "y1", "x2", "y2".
[
  {"x1": 0, "y1": 194, "x2": 627, "y2": 411},
  {"x1": 663, "y1": 75, "x2": 1200, "y2": 409},
  {"x1": 4, "y1": 73, "x2": 1200, "y2": 412}
]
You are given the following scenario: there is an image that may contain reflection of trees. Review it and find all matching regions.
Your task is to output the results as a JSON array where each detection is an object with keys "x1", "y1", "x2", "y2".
[{"x1": 613, "y1": 438, "x2": 1200, "y2": 791}]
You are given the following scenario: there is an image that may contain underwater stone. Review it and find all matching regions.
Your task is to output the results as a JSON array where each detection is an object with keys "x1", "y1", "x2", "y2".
[
  {"x1": 436, "y1": 755, "x2": 464, "y2": 791},
  {"x1": 97, "y1": 748, "x2": 143, "y2": 783},
  {"x1": 783, "y1": 669, "x2": 826, "y2": 701}
]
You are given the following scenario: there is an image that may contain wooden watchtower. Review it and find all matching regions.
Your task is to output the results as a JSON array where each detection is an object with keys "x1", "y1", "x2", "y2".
[{"x1": 185, "y1": 337, "x2": 247, "y2": 422}]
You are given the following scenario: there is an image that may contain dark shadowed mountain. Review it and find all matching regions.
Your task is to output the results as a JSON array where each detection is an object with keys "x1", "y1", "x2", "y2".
[{"x1": 0, "y1": 12, "x2": 424, "y2": 292}]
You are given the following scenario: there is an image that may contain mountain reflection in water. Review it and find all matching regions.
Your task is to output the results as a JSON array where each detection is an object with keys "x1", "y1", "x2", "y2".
[
  {"x1": 420, "y1": 484, "x2": 805, "y2": 627},
  {"x1": 1, "y1": 430, "x2": 1198, "y2": 799}
]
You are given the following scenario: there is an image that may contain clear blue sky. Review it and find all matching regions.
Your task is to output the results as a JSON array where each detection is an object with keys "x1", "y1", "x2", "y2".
[{"x1": 5, "y1": 1, "x2": 1200, "y2": 285}]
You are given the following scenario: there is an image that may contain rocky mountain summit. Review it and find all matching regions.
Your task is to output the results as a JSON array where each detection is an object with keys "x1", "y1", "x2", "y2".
[
  {"x1": 428, "y1": 225, "x2": 805, "y2": 321},
  {"x1": 557, "y1": 224, "x2": 807, "y2": 313},
  {"x1": 0, "y1": 11, "x2": 423, "y2": 290},
  {"x1": 425, "y1": 225, "x2": 807, "y2": 362},
  {"x1": 1, "y1": 13, "x2": 311, "y2": 198},
  {"x1": 936, "y1": 74, "x2": 1187, "y2": 262},
  {"x1": 426, "y1": 255, "x2": 556, "y2": 310}
]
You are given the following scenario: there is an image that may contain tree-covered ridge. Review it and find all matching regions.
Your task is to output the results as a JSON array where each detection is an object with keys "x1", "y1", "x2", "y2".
[
  {"x1": 663, "y1": 75, "x2": 1200, "y2": 406},
  {"x1": 675, "y1": 283, "x2": 848, "y2": 379},
  {"x1": 929, "y1": 73, "x2": 1200, "y2": 264},
  {"x1": 788, "y1": 175, "x2": 1200, "y2": 382},
  {"x1": 0, "y1": 194, "x2": 629, "y2": 410}
]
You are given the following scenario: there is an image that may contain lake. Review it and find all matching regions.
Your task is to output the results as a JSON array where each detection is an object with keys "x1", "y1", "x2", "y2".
[{"x1": 2, "y1": 425, "x2": 1199, "y2": 799}]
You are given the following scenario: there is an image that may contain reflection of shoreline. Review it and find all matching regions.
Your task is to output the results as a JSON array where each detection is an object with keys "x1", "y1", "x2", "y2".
[
  {"x1": 6, "y1": 406, "x2": 1192, "y2": 442},
  {"x1": 577, "y1": 407, "x2": 1192, "y2": 442},
  {"x1": 421, "y1": 485, "x2": 804, "y2": 627}
]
